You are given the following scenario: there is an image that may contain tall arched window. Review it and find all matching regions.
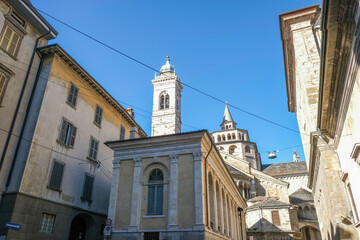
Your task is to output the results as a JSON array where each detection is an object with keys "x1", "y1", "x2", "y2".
[
  {"x1": 159, "y1": 92, "x2": 169, "y2": 110},
  {"x1": 147, "y1": 169, "x2": 164, "y2": 215},
  {"x1": 245, "y1": 145, "x2": 250, "y2": 153}
]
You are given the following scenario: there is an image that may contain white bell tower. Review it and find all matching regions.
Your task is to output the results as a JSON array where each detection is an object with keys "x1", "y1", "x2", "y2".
[{"x1": 151, "y1": 56, "x2": 183, "y2": 136}]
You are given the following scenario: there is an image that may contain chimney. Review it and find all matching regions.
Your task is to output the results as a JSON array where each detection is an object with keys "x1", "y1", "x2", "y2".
[
  {"x1": 126, "y1": 107, "x2": 134, "y2": 118},
  {"x1": 130, "y1": 126, "x2": 139, "y2": 139}
]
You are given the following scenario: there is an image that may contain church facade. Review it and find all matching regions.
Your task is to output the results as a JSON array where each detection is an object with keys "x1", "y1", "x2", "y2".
[{"x1": 106, "y1": 58, "x2": 247, "y2": 240}]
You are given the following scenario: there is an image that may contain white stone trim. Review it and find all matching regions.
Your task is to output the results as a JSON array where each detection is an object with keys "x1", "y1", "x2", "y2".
[{"x1": 128, "y1": 157, "x2": 142, "y2": 231}]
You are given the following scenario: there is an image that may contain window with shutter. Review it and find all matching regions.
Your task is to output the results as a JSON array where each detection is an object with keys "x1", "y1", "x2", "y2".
[
  {"x1": 0, "y1": 72, "x2": 8, "y2": 105},
  {"x1": 88, "y1": 137, "x2": 99, "y2": 161},
  {"x1": 82, "y1": 174, "x2": 94, "y2": 201},
  {"x1": 271, "y1": 210, "x2": 281, "y2": 226},
  {"x1": 49, "y1": 161, "x2": 64, "y2": 190},
  {"x1": 0, "y1": 26, "x2": 20, "y2": 57},
  {"x1": 94, "y1": 105, "x2": 103, "y2": 126},
  {"x1": 120, "y1": 126, "x2": 125, "y2": 140},
  {"x1": 67, "y1": 83, "x2": 79, "y2": 107},
  {"x1": 58, "y1": 118, "x2": 77, "y2": 148}
]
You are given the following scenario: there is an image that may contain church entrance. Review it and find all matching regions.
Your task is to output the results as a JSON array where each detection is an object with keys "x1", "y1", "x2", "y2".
[{"x1": 68, "y1": 215, "x2": 87, "y2": 240}]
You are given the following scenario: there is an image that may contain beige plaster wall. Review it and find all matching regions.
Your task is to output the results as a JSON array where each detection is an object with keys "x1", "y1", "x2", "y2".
[{"x1": 19, "y1": 54, "x2": 133, "y2": 214}]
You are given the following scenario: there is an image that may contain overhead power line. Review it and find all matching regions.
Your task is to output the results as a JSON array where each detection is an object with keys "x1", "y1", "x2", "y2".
[{"x1": 35, "y1": 7, "x2": 307, "y2": 136}]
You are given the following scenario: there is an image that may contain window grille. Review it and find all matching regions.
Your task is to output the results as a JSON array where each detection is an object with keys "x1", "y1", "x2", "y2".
[
  {"x1": 144, "y1": 232, "x2": 159, "y2": 240},
  {"x1": 39, "y1": 213, "x2": 55, "y2": 233}
]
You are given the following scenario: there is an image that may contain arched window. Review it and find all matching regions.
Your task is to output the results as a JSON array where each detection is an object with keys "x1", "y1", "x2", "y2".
[
  {"x1": 159, "y1": 92, "x2": 169, "y2": 110},
  {"x1": 245, "y1": 146, "x2": 250, "y2": 153},
  {"x1": 222, "y1": 135, "x2": 225, "y2": 141},
  {"x1": 232, "y1": 133, "x2": 235, "y2": 139},
  {"x1": 229, "y1": 145, "x2": 237, "y2": 155},
  {"x1": 227, "y1": 133, "x2": 231, "y2": 140},
  {"x1": 217, "y1": 135, "x2": 221, "y2": 142},
  {"x1": 147, "y1": 169, "x2": 164, "y2": 215}
]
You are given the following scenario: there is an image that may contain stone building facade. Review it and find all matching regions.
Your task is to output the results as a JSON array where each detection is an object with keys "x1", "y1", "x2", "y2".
[
  {"x1": 105, "y1": 59, "x2": 247, "y2": 240},
  {"x1": 0, "y1": 43, "x2": 146, "y2": 239},
  {"x1": 280, "y1": 2, "x2": 360, "y2": 239}
]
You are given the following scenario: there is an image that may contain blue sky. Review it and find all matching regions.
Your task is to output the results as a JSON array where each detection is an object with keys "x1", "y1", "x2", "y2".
[{"x1": 32, "y1": 0, "x2": 320, "y2": 164}]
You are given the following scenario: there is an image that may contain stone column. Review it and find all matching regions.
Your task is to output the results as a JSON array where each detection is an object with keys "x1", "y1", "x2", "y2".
[
  {"x1": 193, "y1": 151, "x2": 204, "y2": 230},
  {"x1": 219, "y1": 188, "x2": 224, "y2": 234},
  {"x1": 168, "y1": 154, "x2": 178, "y2": 230},
  {"x1": 107, "y1": 159, "x2": 120, "y2": 224},
  {"x1": 128, "y1": 157, "x2": 142, "y2": 231},
  {"x1": 250, "y1": 179, "x2": 256, "y2": 198},
  {"x1": 242, "y1": 182, "x2": 245, "y2": 198},
  {"x1": 213, "y1": 177, "x2": 218, "y2": 232}
]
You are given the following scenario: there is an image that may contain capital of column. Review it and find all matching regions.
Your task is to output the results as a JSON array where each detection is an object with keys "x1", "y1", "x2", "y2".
[
  {"x1": 170, "y1": 154, "x2": 178, "y2": 163},
  {"x1": 134, "y1": 157, "x2": 142, "y2": 167},
  {"x1": 193, "y1": 152, "x2": 202, "y2": 161},
  {"x1": 113, "y1": 160, "x2": 121, "y2": 169}
]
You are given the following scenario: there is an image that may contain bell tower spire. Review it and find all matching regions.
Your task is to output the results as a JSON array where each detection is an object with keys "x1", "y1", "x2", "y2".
[
  {"x1": 151, "y1": 56, "x2": 183, "y2": 136},
  {"x1": 220, "y1": 103, "x2": 237, "y2": 130}
]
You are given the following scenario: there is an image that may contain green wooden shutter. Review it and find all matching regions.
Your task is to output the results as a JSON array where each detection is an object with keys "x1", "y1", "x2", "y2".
[
  {"x1": 59, "y1": 119, "x2": 67, "y2": 143},
  {"x1": 69, "y1": 126, "x2": 77, "y2": 147}
]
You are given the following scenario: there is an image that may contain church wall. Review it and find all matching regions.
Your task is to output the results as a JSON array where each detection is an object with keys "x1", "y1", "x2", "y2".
[
  {"x1": 277, "y1": 175, "x2": 309, "y2": 195},
  {"x1": 114, "y1": 159, "x2": 134, "y2": 230},
  {"x1": 177, "y1": 153, "x2": 195, "y2": 229},
  {"x1": 254, "y1": 179, "x2": 289, "y2": 203}
]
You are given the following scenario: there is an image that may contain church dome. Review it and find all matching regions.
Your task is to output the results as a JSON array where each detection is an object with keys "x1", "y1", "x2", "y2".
[{"x1": 160, "y1": 56, "x2": 175, "y2": 73}]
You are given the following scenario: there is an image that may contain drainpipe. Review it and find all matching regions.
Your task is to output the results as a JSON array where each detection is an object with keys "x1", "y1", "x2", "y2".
[
  {"x1": 0, "y1": 29, "x2": 52, "y2": 190},
  {"x1": 204, "y1": 140, "x2": 213, "y2": 228}
]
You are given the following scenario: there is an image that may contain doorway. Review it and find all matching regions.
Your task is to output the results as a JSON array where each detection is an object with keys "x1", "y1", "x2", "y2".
[{"x1": 68, "y1": 216, "x2": 87, "y2": 240}]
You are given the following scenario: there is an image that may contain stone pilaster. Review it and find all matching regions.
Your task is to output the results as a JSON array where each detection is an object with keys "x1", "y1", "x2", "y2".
[
  {"x1": 168, "y1": 154, "x2": 178, "y2": 230},
  {"x1": 193, "y1": 151, "x2": 204, "y2": 230},
  {"x1": 128, "y1": 157, "x2": 142, "y2": 231},
  {"x1": 107, "y1": 159, "x2": 120, "y2": 224}
]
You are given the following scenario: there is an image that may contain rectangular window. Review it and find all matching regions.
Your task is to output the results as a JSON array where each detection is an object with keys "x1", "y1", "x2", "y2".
[
  {"x1": 120, "y1": 125, "x2": 125, "y2": 140},
  {"x1": 271, "y1": 210, "x2": 281, "y2": 226},
  {"x1": 82, "y1": 174, "x2": 94, "y2": 201},
  {"x1": 88, "y1": 137, "x2": 99, "y2": 161},
  {"x1": 0, "y1": 26, "x2": 20, "y2": 57},
  {"x1": 58, "y1": 118, "x2": 77, "y2": 148},
  {"x1": 94, "y1": 105, "x2": 103, "y2": 126},
  {"x1": 48, "y1": 161, "x2": 64, "y2": 191},
  {"x1": 39, "y1": 213, "x2": 55, "y2": 233},
  {"x1": 0, "y1": 72, "x2": 8, "y2": 105},
  {"x1": 144, "y1": 232, "x2": 159, "y2": 240},
  {"x1": 67, "y1": 83, "x2": 79, "y2": 107}
]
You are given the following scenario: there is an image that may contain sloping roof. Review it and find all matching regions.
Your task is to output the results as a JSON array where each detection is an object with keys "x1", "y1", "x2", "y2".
[
  {"x1": 247, "y1": 197, "x2": 292, "y2": 209},
  {"x1": 262, "y1": 161, "x2": 308, "y2": 177},
  {"x1": 289, "y1": 188, "x2": 313, "y2": 203},
  {"x1": 37, "y1": 44, "x2": 147, "y2": 137}
]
